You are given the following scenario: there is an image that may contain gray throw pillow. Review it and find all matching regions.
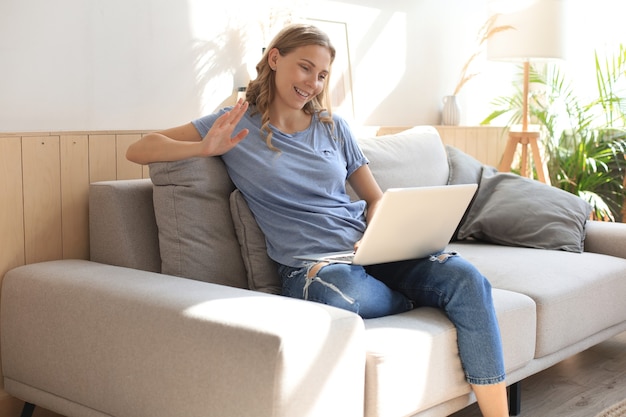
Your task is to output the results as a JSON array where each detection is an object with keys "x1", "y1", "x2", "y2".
[
  {"x1": 446, "y1": 144, "x2": 490, "y2": 185},
  {"x1": 229, "y1": 189, "x2": 281, "y2": 294},
  {"x1": 149, "y1": 157, "x2": 248, "y2": 288},
  {"x1": 457, "y1": 171, "x2": 592, "y2": 253},
  {"x1": 446, "y1": 145, "x2": 496, "y2": 241}
]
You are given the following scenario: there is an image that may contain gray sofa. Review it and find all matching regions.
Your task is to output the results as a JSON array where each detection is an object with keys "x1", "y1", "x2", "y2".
[{"x1": 2, "y1": 126, "x2": 626, "y2": 417}]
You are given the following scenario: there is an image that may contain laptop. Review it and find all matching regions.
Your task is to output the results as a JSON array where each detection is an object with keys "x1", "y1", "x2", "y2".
[{"x1": 293, "y1": 183, "x2": 477, "y2": 265}]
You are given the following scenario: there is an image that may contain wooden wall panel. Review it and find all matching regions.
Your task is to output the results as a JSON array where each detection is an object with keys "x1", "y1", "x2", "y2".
[
  {"x1": 464, "y1": 128, "x2": 479, "y2": 161},
  {"x1": 376, "y1": 126, "x2": 508, "y2": 168},
  {"x1": 61, "y1": 135, "x2": 90, "y2": 260},
  {"x1": 21, "y1": 136, "x2": 63, "y2": 264},
  {"x1": 488, "y1": 128, "x2": 509, "y2": 167},
  {"x1": 0, "y1": 137, "x2": 25, "y2": 399},
  {"x1": 116, "y1": 134, "x2": 143, "y2": 180},
  {"x1": 436, "y1": 126, "x2": 508, "y2": 168},
  {"x1": 89, "y1": 134, "x2": 117, "y2": 182},
  {"x1": 141, "y1": 133, "x2": 151, "y2": 179},
  {"x1": 0, "y1": 137, "x2": 25, "y2": 278},
  {"x1": 439, "y1": 127, "x2": 466, "y2": 155}
]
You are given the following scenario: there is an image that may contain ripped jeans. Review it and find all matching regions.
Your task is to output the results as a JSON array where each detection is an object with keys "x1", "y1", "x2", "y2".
[{"x1": 278, "y1": 252, "x2": 506, "y2": 385}]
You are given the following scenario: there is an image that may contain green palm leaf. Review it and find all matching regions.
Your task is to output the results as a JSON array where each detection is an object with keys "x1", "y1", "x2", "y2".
[{"x1": 482, "y1": 43, "x2": 626, "y2": 221}]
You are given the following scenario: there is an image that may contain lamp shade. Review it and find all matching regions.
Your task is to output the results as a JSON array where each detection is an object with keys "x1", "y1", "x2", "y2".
[{"x1": 488, "y1": 0, "x2": 565, "y2": 62}]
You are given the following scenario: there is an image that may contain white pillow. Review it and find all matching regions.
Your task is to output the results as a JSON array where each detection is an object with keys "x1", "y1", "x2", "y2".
[{"x1": 350, "y1": 126, "x2": 449, "y2": 199}]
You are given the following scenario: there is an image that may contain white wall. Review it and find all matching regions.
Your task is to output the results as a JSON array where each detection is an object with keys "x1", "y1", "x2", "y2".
[
  {"x1": 0, "y1": 0, "x2": 623, "y2": 132},
  {"x1": 0, "y1": 0, "x2": 493, "y2": 131},
  {"x1": 307, "y1": 0, "x2": 493, "y2": 127},
  {"x1": 560, "y1": 0, "x2": 626, "y2": 101},
  {"x1": 1, "y1": 0, "x2": 204, "y2": 131}
]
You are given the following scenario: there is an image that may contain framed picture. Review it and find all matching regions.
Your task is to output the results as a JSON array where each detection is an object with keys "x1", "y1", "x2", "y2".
[{"x1": 301, "y1": 18, "x2": 355, "y2": 119}]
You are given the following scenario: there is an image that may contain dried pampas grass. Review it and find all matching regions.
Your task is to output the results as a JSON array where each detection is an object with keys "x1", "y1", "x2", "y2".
[{"x1": 453, "y1": 14, "x2": 514, "y2": 95}]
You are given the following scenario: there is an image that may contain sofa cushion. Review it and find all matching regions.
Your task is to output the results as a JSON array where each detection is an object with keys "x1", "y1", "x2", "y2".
[
  {"x1": 457, "y1": 170, "x2": 592, "y2": 253},
  {"x1": 229, "y1": 189, "x2": 281, "y2": 294},
  {"x1": 149, "y1": 157, "x2": 248, "y2": 288},
  {"x1": 362, "y1": 288, "x2": 535, "y2": 417},
  {"x1": 347, "y1": 126, "x2": 449, "y2": 199},
  {"x1": 446, "y1": 144, "x2": 487, "y2": 185},
  {"x1": 445, "y1": 146, "x2": 493, "y2": 241},
  {"x1": 447, "y1": 145, "x2": 592, "y2": 252},
  {"x1": 450, "y1": 241, "x2": 626, "y2": 358}
]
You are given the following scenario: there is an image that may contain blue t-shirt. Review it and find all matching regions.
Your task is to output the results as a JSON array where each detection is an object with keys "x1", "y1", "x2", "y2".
[{"x1": 192, "y1": 108, "x2": 369, "y2": 267}]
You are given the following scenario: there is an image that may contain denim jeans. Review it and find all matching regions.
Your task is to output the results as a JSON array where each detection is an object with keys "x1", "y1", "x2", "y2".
[{"x1": 279, "y1": 252, "x2": 506, "y2": 385}]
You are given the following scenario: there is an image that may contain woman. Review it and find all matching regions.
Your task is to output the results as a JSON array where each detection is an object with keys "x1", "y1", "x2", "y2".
[{"x1": 127, "y1": 23, "x2": 509, "y2": 417}]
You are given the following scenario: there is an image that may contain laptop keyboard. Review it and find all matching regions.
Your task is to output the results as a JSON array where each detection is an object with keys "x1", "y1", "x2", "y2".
[{"x1": 322, "y1": 253, "x2": 356, "y2": 263}]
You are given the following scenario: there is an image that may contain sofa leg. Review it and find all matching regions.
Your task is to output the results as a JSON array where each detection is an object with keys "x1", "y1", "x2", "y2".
[
  {"x1": 508, "y1": 381, "x2": 521, "y2": 416},
  {"x1": 20, "y1": 402, "x2": 36, "y2": 417}
]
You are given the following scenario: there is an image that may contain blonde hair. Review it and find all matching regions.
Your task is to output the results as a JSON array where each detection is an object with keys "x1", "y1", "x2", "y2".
[{"x1": 246, "y1": 23, "x2": 336, "y2": 151}]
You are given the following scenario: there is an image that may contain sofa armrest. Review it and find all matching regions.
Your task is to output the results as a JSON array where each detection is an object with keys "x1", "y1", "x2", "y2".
[
  {"x1": 584, "y1": 220, "x2": 626, "y2": 259},
  {"x1": 89, "y1": 179, "x2": 161, "y2": 273},
  {"x1": 1, "y1": 260, "x2": 365, "y2": 417}
]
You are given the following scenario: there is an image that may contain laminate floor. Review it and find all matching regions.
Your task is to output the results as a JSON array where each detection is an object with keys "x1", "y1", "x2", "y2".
[{"x1": 450, "y1": 331, "x2": 626, "y2": 417}]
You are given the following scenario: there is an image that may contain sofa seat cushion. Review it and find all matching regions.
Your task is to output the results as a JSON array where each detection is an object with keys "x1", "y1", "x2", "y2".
[
  {"x1": 450, "y1": 242, "x2": 626, "y2": 358},
  {"x1": 2, "y1": 260, "x2": 365, "y2": 417},
  {"x1": 362, "y1": 289, "x2": 535, "y2": 417}
]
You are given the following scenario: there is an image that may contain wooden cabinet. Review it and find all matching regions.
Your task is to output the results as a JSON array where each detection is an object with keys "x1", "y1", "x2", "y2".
[{"x1": 377, "y1": 125, "x2": 508, "y2": 168}]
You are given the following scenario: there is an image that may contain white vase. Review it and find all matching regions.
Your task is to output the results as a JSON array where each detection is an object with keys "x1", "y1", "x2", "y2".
[{"x1": 441, "y1": 95, "x2": 461, "y2": 126}]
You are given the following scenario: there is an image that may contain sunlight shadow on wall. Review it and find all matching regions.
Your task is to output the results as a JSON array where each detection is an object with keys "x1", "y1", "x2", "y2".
[
  {"x1": 351, "y1": 9, "x2": 407, "y2": 125},
  {"x1": 192, "y1": 26, "x2": 250, "y2": 114},
  {"x1": 303, "y1": 1, "x2": 410, "y2": 125}
]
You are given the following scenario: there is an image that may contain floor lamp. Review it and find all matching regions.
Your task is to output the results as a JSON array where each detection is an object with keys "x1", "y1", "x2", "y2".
[{"x1": 488, "y1": 0, "x2": 565, "y2": 184}]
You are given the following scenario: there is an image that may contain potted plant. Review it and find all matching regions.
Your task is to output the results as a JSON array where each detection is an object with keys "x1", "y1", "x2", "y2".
[{"x1": 481, "y1": 43, "x2": 626, "y2": 221}]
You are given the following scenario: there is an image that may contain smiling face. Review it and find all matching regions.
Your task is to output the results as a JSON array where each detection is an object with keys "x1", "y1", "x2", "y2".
[{"x1": 268, "y1": 44, "x2": 332, "y2": 112}]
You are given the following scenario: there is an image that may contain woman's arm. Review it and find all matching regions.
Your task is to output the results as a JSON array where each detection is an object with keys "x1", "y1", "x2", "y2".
[
  {"x1": 348, "y1": 164, "x2": 384, "y2": 224},
  {"x1": 348, "y1": 164, "x2": 383, "y2": 252},
  {"x1": 126, "y1": 100, "x2": 250, "y2": 165}
]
